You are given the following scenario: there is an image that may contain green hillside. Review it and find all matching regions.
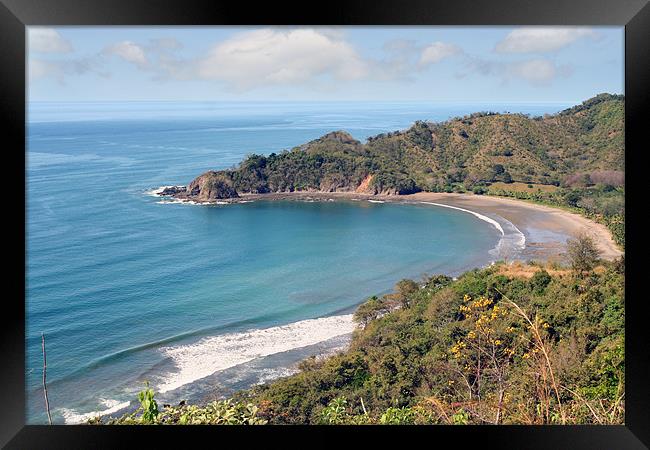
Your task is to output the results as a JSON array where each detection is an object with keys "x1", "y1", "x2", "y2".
[
  {"x1": 179, "y1": 93, "x2": 623, "y2": 199},
  {"x1": 170, "y1": 94, "x2": 624, "y2": 248}
]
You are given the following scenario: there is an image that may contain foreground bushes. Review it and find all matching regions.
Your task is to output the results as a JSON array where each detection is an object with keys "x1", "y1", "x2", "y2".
[
  {"x1": 241, "y1": 260, "x2": 625, "y2": 425},
  {"x1": 89, "y1": 382, "x2": 267, "y2": 425},
  {"x1": 95, "y1": 258, "x2": 624, "y2": 426}
]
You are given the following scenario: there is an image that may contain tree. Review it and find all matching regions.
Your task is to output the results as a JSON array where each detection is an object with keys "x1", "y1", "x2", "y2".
[
  {"x1": 395, "y1": 279, "x2": 419, "y2": 308},
  {"x1": 353, "y1": 296, "x2": 391, "y2": 327},
  {"x1": 567, "y1": 232, "x2": 601, "y2": 275},
  {"x1": 564, "y1": 190, "x2": 582, "y2": 207}
]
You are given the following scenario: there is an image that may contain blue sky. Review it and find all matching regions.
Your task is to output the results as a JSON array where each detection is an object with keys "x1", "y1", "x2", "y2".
[{"x1": 27, "y1": 26, "x2": 624, "y2": 103}]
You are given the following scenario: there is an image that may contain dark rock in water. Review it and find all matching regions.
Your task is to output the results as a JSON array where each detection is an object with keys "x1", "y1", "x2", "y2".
[{"x1": 160, "y1": 186, "x2": 187, "y2": 196}]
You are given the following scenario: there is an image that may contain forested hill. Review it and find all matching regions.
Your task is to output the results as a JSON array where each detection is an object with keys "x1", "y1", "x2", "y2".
[{"x1": 175, "y1": 93, "x2": 624, "y2": 201}]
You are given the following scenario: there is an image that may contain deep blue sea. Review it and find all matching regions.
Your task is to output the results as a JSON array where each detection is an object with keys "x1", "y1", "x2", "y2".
[{"x1": 26, "y1": 101, "x2": 571, "y2": 423}]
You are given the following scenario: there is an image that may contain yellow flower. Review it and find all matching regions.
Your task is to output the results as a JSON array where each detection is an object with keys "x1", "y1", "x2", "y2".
[
  {"x1": 522, "y1": 352, "x2": 530, "y2": 359},
  {"x1": 494, "y1": 339, "x2": 502, "y2": 346}
]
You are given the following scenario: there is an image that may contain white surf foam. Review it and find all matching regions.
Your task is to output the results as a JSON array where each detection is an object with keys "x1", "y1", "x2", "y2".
[
  {"x1": 60, "y1": 398, "x2": 131, "y2": 424},
  {"x1": 419, "y1": 201, "x2": 526, "y2": 258},
  {"x1": 145, "y1": 185, "x2": 182, "y2": 197},
  {"x1": 155, "y1": 199, "x2": 200, "y2": 205},
  {"x1": 156, "y1": 314, "x2": 356, "y2": 393},
  {"x1": 420, "y1": 201, "x2": 504, "y2": 234},
  {"x1": 368, "y1": 199, "x2": 385, "y2": 203}
]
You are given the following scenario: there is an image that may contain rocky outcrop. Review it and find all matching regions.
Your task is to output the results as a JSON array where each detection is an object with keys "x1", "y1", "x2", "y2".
[
  {"x1": 187, "y1": 171, "x2": 239, "y2": 201},
  {"x1": 355, "y1": 175, "x2": 376, "y2": 194},
  {"x1": 160, "y1": 186, "x2": 186, "y2": 196}
]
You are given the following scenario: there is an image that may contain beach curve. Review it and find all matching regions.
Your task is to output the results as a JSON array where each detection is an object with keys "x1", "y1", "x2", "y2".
[{"x1": 152, "y1": 188, "x2": 622, "y2": 262}]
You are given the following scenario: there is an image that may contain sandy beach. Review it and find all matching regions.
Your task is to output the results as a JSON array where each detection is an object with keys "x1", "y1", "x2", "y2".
[{"x1": 185, "y1": 190, "x2": 623, "y2": 262}]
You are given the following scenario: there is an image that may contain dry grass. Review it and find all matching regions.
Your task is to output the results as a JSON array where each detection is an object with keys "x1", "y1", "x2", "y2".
[
  {"x1": 489, "y1": 182, "x2": 559, "y2": 193},
  {"x1": 496, "y1": 261, "x2": 571, "y2": 279},
  {"x1": 496, "y1": 261, "x2": 609, "y2": 279}
]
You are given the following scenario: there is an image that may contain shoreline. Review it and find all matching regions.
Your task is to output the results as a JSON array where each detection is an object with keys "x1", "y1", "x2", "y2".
[
  {"x1": 160, "y1": 190, "x2": 622, "y2": 262},
  {"x1": 59, "y1": 188, "x2": 622, "y2": 423}
]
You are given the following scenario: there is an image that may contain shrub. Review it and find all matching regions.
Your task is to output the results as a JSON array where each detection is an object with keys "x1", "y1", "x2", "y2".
[
  {"x1": 529, "y1": 270, "x2": 552, "y2": 294},
  {"x1": 567, "y1": 233, "x2": 601, "y2": 275}
]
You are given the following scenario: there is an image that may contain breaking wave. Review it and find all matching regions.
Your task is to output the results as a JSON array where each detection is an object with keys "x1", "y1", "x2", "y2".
[
  {"x1": 156, "y1": 314, "x2": 357, "y2": 393},
  {"x1": 419, "y1": 201, "x2": 526, "y2": 260},
  {"x1": 59, "y1": 398, "x2": 131, "y2": 424}
]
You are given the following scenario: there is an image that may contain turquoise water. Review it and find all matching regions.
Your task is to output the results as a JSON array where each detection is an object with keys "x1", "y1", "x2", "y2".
[{"x1": 26, "y1": 101, "x2": 570, "y2": 423}]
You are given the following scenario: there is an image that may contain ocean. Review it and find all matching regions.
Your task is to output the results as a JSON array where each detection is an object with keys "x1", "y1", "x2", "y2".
[{"x1": 26, "y1": 101, "x2": 571, "y2": 423}]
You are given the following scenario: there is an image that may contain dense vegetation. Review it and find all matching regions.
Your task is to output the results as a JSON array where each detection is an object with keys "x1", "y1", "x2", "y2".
[
  {"x1": 97, "y1": 238, "x2": 624, "y2": 425},
  {"x1": 235, "y1": 256, "x2": 625, "y2": 425},
  {"x1": 178, "y1": 94, "x2": 624, "y2": 247},
  {"x1": 182, "y1": 93, "x2": 623, "y2": 199}
]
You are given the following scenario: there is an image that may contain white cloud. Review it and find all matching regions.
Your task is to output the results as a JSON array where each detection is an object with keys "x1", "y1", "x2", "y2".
[
  {"x1": 495, "y1": 27, "x2": 597, "y2": 53},
  {"x1": 508, "y1": 59, "x2": 560, "y2": 85},
  {"x1": 28, "y1": 28, "x2": 72, "y2": 53},
  {"x1": 418, "y1": 42, "x2": 462, "y2": 66},
  {"x1": 458, "y1": 56, "x2": 571, "y2": 86},
  {"x1": 147, "y1": 37, "x2": 183, "y2": 52},
  {"x1": 28, "y1": 57, "x2": 109, "y2": 84},
  {"x1": 29, "y1": 59, "x2": 53, "y2": 80},
  {"x1": 195, "y1": 28, "x2": 368, "y2": 90},
  {"x1": 104, "y1": 41, "x2": 149, "y2": 67}
]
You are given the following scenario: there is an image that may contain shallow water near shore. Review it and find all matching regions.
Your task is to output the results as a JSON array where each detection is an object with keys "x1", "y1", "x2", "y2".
[{"x1": 26, "y1": 101, "x2": 571, "y2": 423}]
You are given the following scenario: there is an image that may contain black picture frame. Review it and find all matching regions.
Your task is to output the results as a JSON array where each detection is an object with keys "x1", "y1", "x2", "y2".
[{"x1": 2, "y1": 0, "x2": 648, "y2": 448}]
